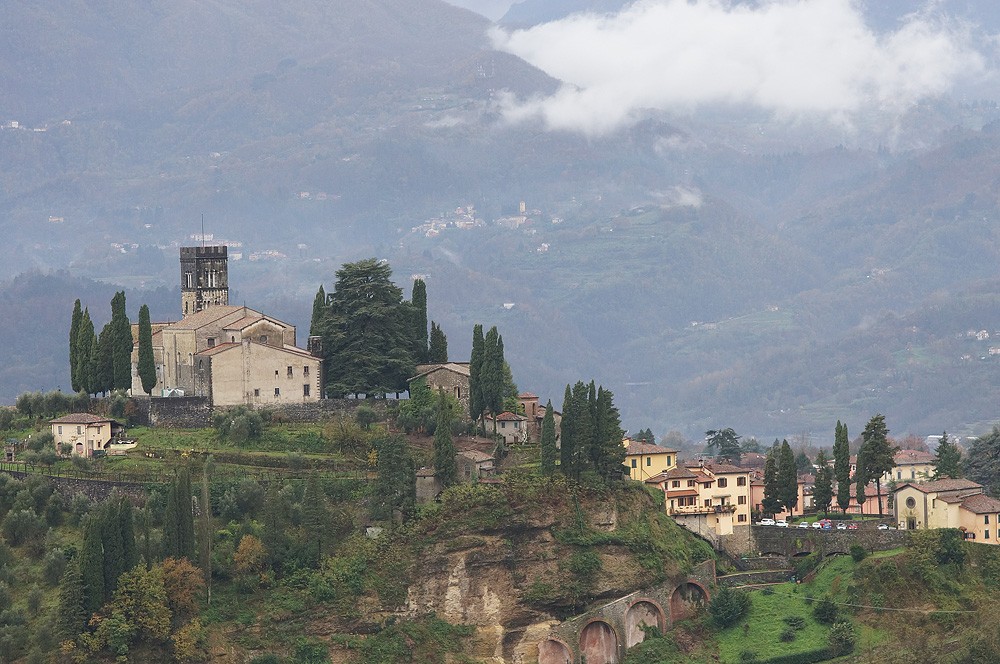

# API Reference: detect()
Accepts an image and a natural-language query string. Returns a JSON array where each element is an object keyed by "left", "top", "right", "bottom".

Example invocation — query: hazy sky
[
  {"left": 490, "top": 0, "right": 986, "bottom": 135},
  {"left": 445, "top": 0, "right": 512, "bottom": 20}
]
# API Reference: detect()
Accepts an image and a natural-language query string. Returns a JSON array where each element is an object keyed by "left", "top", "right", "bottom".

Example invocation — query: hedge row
[{"left": 748, "top": 647, "right": 833, "bottom": 664}]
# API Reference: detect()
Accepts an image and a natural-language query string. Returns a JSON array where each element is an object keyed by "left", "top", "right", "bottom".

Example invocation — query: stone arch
[
  {"left": 670, "top": 581, "right": 708, "bottom": 621},
  {"left": 538, "top": 637, "right": 573, "bottom": 664},
  {"left": 625, "top": 598, "right": 665, "bottom": 648},
  {"left": 791, "top": 551, "right": 812, "bottom": 557},
  {"left": 579, "top": 618, "right": 620, "bottom": 664}
]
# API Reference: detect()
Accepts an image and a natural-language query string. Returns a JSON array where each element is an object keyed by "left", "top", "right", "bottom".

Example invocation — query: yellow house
[
  {"left": 646, "top": 461, "right": 752, "bottom": 536},
  {"left": 50, "top": 413, "right": 124, "bottom": 457},
  {"left": 883, "top": 449, "right": 936, "bottom": 484},
  {"left": 623, "top": 440, "right": 678, "bottom": 481},
  {"left": 893, "top": 479, "right": 1000, "bottom": 544}
]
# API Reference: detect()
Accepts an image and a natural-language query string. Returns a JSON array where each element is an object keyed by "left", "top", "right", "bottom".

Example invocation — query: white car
[
  {"left": 798, "top": 521, "right": 810, "bottom": 529},
  {"left": 877, "top": 523, "right": 891, "bottom": 530},
  {"left": 775, "top": 520, "right": 789, "bottom": 528},
  {"left": 812, "top": 521, "right": 823, "bottom": 529},
  {"left": 836, "top": 522, "right": 847, "bottom": 530},
  {"left": 758, "top": 518, "right": 776, "bottom": 526}
]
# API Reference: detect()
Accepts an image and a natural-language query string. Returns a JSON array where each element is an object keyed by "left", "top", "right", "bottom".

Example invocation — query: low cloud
[
  {"left": 655, "top": 186, "right": 703, "bottom": 208},
  {"left": 490, "top": 0, "right": 985, "bottom": 135}
]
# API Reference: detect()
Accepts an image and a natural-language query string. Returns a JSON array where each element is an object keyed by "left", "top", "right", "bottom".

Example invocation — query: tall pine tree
[
  {"left": 110, "top": 291, "right": 132, "bottom": 390},
  {"left": 932, "top": 431, "right": 962, "bottom": 480},
  {"left": 833, "top": 421, "right": 851, "bottom": 513},
  {"left": 813, "top": 449, "right": 834, "bottom": 516},
  {"left": 777, "top": 439, "right": 798, "bottom": 514},
  {"left": 70, "top": 299, "right": 83, "bottom": 392},
  {"left": 411, "top": 279, "right": 428, "bottom": 363},
  {"left": 428, "top": 321, "right": 448, "bottom": 362},
  {"left": 58, "top": 562, "right": 87, "bottom": 640},
  {"left": 79, "top": 512, "right": 105, "bottom": 614},
  {"left": 433, "top": 389, "right": 458, "bottom": 487},
  {"left": 861, "top": 414, "right": 896, "bottom": 516},
  {"left": 559, "top": 385, "right": 576, "bottom": 478},
  {"left": 164, "top": 468, "right": 196, "bottom": 561},
  {"left": 593, "top": 386, "right": 625, "bottom": 482},
  {"left": 301, "top": 473, "right": 328, "bottom": 567},
  {"left": 309, "top": 285, "right": 326, "bottom": 337},
  {"left": 540, "top": 400, "right": 557, "bottom": 476},
  {"left": 762, "top": 449, "right": 781, "bottom": 517},
  {"left": 469, "top": 324, "right": 485, "bottom": 425},
  {"left": 482, "top": 326, "right": 503, "bottom": 432},
  {"left": 76, "top": 309, "right": 95, "bottom": 395},
  {"left": 137, "top": 304, "right": 157, "bottom": 395},
  {"left": 855, "top": 447, "right": 868, "bottom": 514}
]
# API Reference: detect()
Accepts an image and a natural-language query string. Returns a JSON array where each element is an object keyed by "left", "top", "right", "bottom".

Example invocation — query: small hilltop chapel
[{"left": 131, "top": 245, "right": 323, "bottom": 406}]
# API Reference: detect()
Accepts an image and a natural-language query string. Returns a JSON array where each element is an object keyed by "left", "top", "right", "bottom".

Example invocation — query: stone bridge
[
  {"left": 537, "top": 560, "right": 715, "bottom": 664},
  {"left": 751, "top": 526, "right": 908, "bottom": 558}
]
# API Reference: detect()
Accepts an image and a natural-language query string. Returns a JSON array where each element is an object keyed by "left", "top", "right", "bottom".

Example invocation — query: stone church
[{"left": 131, "top": 245, "right": 323, "bottom": 406}]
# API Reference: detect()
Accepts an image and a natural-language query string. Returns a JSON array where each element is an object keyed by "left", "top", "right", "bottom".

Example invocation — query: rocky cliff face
[{"left": 399, "top": 481, "right": 712, "bottom": 662}]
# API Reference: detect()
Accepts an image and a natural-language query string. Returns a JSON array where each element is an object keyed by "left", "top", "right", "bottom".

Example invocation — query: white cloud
[{"left": 490, "top": 0, "right": 985, "bottom": 135}]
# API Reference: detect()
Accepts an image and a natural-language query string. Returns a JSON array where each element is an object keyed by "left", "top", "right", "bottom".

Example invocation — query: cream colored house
[
  {"left": 484, "top": 411, "right": 528, "bottom": 445},
  {"left": 883, "top": 449, "right": 936, "bottom": 484},
  {"left": 50, "top": 413, "right": 124, "bottom": 457},
  {"left": 893, "top": 479, "right": 1000, "bottom": 543},
  {"left": 195, "top": 339, "right": 322, "bottom": 407},
  {"left": 623, "top": 440, "right": 678, "bottom": 482},
  {"left": 647, "top": 461, "right": 752, "bottom": 536}
]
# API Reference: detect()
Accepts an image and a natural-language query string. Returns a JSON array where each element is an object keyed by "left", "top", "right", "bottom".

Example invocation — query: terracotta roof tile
[
  {"left": 895, "top": 449, "right": 936, "bottom": 464},
  {"left": 901, "top": 479, "right": 982, "bottom": 494},
  {"left": 50, "top": 413, "right": 114, "bottom": 424},
  {"left": 962, "top": 493, "right": 1000, "bottom": 514},
  {"left": 625, "top": 442, "right": 678, "bottom": 456}
]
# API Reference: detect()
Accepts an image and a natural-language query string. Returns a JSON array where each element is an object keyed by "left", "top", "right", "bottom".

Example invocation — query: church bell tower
[{"left": 180, "top": 245, "right": 229, "bottom": 316}]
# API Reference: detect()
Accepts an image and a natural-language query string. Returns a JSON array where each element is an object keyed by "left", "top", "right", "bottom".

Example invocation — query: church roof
[{"left": 167, "top": 305, "right": 247, "bottom": 330}]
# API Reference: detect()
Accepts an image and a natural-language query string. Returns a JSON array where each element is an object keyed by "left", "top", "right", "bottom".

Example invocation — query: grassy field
[{"left": 717, "top": 585, "right": 830, "bottom": 662}]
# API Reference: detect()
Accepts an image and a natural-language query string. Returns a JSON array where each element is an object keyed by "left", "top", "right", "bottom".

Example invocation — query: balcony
[{"left": 669, "top": 504, "right": 737, "bottom": 516}]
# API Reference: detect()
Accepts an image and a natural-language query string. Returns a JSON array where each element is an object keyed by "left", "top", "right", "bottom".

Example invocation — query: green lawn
[{"left": 717, "top": 585, "right": 830, "bottom": 663}]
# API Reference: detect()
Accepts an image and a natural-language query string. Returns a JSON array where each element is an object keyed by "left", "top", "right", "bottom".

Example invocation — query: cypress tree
[
  {"left": 813, "top": 449, "right": 834, "bottom": 516},
  {"left": 93, "top": 324, "right": 114, "bottom": 396},
  {"left": 301, "top": 473, "right": 328, "bottom": 567},
  {"left": 777, "top": 439, "right": 798, "bottom": 514},
  {"left": 428, "top": 321, "right": 448, "bottom": 362},
  {"left": 309, "top": 285, "right": 326, "bottom": 337},
  {"left": 119, "top": 497, "right": 138, "bottom": 573},
  {"left": 433, "top": 389, "right": 458, "bottom": 487},
  {"left": 261, "top": 482, "right": 289, "bottom": 570},
  {"left": 594, "top": 386, "right": 625, "bottom": 482},
  {"left": 469, "top": 324, "right": 485, "bottom": 424},
  {"left": 79, "top": 513, "right": 105, "bottom": 614},
  {"left": 70, "top": 299, "right": 83, "bottom": 392},
  {"left": 855, "top": 448, "right": 868, "bottom": 514},
  {"left": 833, "top": 421, "right": 851, "bottom": 513},
  {"left": 87, "top": 334, "right": 102, "bottom": 397},
  {"left": 57, "top": 562, "right": 87, "bottom": 640},
  {"left": 762, "top": 448, "right": 781, "bottom": 516},
  {"left": 111, "top": 291, "right": 132, "bottom": 390},
  {"left": 76, "top": 309, "right": 95, "bottom": 395},
  {"left": 572, "top": 381, "right": 595, "bottom": 474},
  {"left": 482, "top": 326, "right": 502, "bottom": 432},
  {"left": 178, "top": 467, "right": 195, "bottom": 560},
  {"left": 540, "top": 400, "right": 557, "bottom": 476},
  {"left": 163, "top": 477, "right": 181, "bottom": 559},
  {"left": 411, "top": 279, "right": 428, "bottom": 363},
  {"left": 861, "top": 414, "right": 896, "bottom": 516},
  {"left": 559, "top": 384, "right": 575, "bottom": 478},
  {"left": 199, "top": 460, "right": 213, "bottom": 602},
  {"left": 138, "top": 304, "right": 157, "bottom": 395},
  {"left": 933, "top": 431, "right": 962, "bottom": 480},
  {"left": 101, "top": 502, "right": 125, "bottom": 599}
]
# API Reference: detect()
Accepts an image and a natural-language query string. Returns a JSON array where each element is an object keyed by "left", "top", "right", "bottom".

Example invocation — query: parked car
[
  {"left": 811, "top": 521, "right": 823, "bottom": 529},
  {"left": 847, "top": 523, "right": 859, "bottom": 530},
  {"left": 876, "top": 523, "right": 890, "bottom": 530},
  {"left": 775, "top": 520, "right": 789, "bottom": 528},
  {"left": 836, "top": 522, "right": 847, "bottom": 530},
  {"left": 758, "top": 518, "right": 776, "bottom": 526},
  {"left": 798, "top": 521, "right": 811, "bottom": 529}
]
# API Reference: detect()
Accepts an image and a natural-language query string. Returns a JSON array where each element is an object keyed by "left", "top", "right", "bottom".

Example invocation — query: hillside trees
[
  {"left": 429, "top": 321, "right": 448, "bottom": 362},
  {"left": 373, "top": 434, "right": 417, "bottom": 521},
  {"left": 110, "top": 291, "right": 131, "bottom": 390},
  {"left": 705, "top": 428, "right": 741, "bottom": 464},
  {"left": 69, "top": 292, "right": 140, "bottom": 396},
  {"left": 813, "top": 449, "right": 834, "bottom": 515},
  {"left": 469, "top": 324, "right": 485, "bottom": 424},
  {"left": 540, "top": 400, "right": 557, "bottom": 476},
  {"left": 834, "top": 421, "right": 851, "bottom": 513},
  {"left": 312, "top": 259, "right": 417, "bottom": 397},
  {"left": 163, "top": 468, "right": 195, "bottom": 562},
  {"left": 964, "top": 426, "right": 1000, "bottom": 497},
  {"left": 411, "top": 279, "right": 428, "bottom": 363},
  {"left": 433, "top": 388, "right": 458, "bottom": 487},
  {"left": 860, "top": 414, "right": 896, "bottom": 515},
  {"left": 137, "top": 304, "right": 157, "bottom": 395},
  {"left": 933, "top": 431, "right": 962, "bottom": 480},
  {"left": 761, "top": 450, "right": 781, "bottom": 516},
  {"left": 75, "top": 309, "right": 95, "bottom": 395},
  {"left": 558, "top": 380, "right": 625, "bottom": 482},
  {"left": 777, "top": 439, "right": 798, "bottom": 514},
  {"left": 70, "top": 300, "right": 83, "bottom": 392}
]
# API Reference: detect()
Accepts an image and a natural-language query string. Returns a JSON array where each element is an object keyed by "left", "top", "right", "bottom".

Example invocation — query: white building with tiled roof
[
  {"left": 894, "top": 479, "right": 1000, "bottom": 543},
  {"left": 50, "top": 413, "right": 125, "bottom": 457}
]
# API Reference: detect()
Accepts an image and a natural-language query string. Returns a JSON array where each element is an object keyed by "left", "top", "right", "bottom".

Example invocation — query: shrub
[
  {"left": 355, "top": 405, "right": 379, "bottom": 430},
  {"left": 214, "top": 406, "right": 265, "bottom": 445},
  {"left": 739, "top": 651, "right": 759, "bottom": 663},
  {"left": 794, "top": 553, "right": 819, "bottom": 579},
  {"left": 41, "top": 548, "right": 67, "bottom": 585},
  {"left": 1, "top": 509, "right": 46, "bottom": 547},
  {"left": 849, "top": 544, "right": 867, "bottom": 562},
  {"left": 248, "top": 656, "right": 282, "bottom": 664},
  {"left": 828, "top": 620, "right": 857, "bottom": 656},
  {"left": 779, "top": 626, "right": 796, "bottom": 642},
  {"left": 709, "top": 587, "right": 751, "bottom": 628},
  {"left": 812, "top": 596, "right": 838, "bottom": 624},
  {"left": 782, "top": 615, "right": 806, "bottom": 630}
]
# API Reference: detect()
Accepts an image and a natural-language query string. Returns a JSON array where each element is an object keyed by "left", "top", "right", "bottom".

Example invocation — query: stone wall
[
  {"left": 0, "top": 470, "right": 150, "bottom": 503},
  {"left": 751, "top": 526, "right": 908, "bottom": 557},
  {"left": 129, "top": 396, "right": 393, "bottom": 429}
]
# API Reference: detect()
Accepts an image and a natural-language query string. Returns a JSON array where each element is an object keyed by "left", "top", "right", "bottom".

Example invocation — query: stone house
[
  {"left": 457, "top": 449, "right": 495, "bottom": 481},
  {"left": 484, "top": 411, "right": 528, "bottom": 445},
  {"left": 894, "top": 479, "right": 1000, "bottom": 543},
  {"left": 517, "top": 392, "right": 562, "bottom": 444},
  {"left": 50, "top": 413, "right": 124, "bottom": 457},
  {"left": 408, "top": 363, "right": 470, "bottom": 414}
]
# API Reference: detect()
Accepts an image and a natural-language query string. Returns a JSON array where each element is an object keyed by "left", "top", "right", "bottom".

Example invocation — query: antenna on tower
[{"left": 201, "top": 214, "right": 205, "bottom": 248}]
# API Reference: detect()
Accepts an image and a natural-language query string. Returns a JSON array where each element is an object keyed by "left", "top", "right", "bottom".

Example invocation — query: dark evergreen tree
[
  {"left": 110, "top": 291, "right": 132, "bottom": 391},
  {"left": 93, "top": 324, "right": 114, "bottom": 396},
  {"left": 964, "top": 427, "right": 1000, "bottom": 496},
  {"left": 932, "top": 431, "right": 962, "bottom": 480},
  {"left": 372, "top": 435, "right": 416, "bottom": 521},
  {"left": 75, "top": 309, "right": 95, "bottom": 395},
  {"left": 428, "top": 321, "right": 448, "bottom": 362},
  {"left": 705, "top": 428, "right": 742, "bottom": 464},
  {"left": 777, "top": 439, "right": 798, "bottom": 514},
  {"left": 571, "top": 381, "right": 595, "bottom": 473},
  {"left": 87, "top": 334, "right": 103, "bottom": 397},
  {"left": 69, "top": 299, "right": 83, "bottom": 392},
  {"left": 559, "top": 384, "right": 576, "bottom": 478},
  {"left": 762, "top": 450, "right": 781, "bottom": 516},
  {"left": 593, "top": 386, "right": 625, "bottom": 482},
  {"left": 540, "top": 400, "right": 557, "bottom": 476},
  {"left": 137, "top": 304, "right": 157, "bottom": 395},
  {"left": 861, "top": 414, "right": 896, "bottom": 516},
  {"left": 318, "top": 259, "right": 417, "bottom": 396},
  {"left": 309, "top": 285, "right": 326, "bottom": 337},
  {"left": 410, "top": 279, "right": 428, "bottom": 363},
  {"left": 301, "top": 473, "right": 328, "bottom": 567},
  {"left": 813, "top": 449, "right": 834, "bottom": 516},
  {"left": 833, "top": 421, "right": 851, "bottom": 513},
  {"left": 79, "top": 513, "right": 105, "bottom": 614},
  {"left": 164, "top": 468, "right": 195, "bottom": 561},
  {"left": 261, "top": 482, "right": 290, "bottom": 571},
  {"left": 855, "top": 447, "right": 868, "bottom": 513},
  {"left": 433, "top": 389, "right": 458, "bottom": 487},
  {"left": 57, "top": 562, "right": 87, "bottom": 640},
  {"left": 101, "top": 502, "right": 124, "bottom": 599},
  {"left": 482, "top": 326, "right": 503, "bottom": 431},
  {"left": 795, "top": 450, "right": 812, "bottom": 474},
  {"left": 469, "top": 324, "right": 485, "bottom": 425},
  {"left": 634, "top": 428, "right": 655, "bottom": 445}
]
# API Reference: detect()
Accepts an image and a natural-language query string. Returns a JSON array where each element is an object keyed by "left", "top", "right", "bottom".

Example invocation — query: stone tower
[{"left": 180, "top": 245, "right": 229, "bottom": 316}]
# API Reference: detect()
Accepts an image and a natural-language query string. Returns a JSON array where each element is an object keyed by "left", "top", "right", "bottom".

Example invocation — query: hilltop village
[{"left": 1, "top": 245, "right": 1000, "bottom": 664}]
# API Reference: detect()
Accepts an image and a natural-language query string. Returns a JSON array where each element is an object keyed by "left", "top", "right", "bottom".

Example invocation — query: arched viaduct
[
  {"left": 537, "top": 560, "right": 715, "bottom": 664},
  {"left": 751, "top": 526, "right": 907, "bottom": 558}
]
